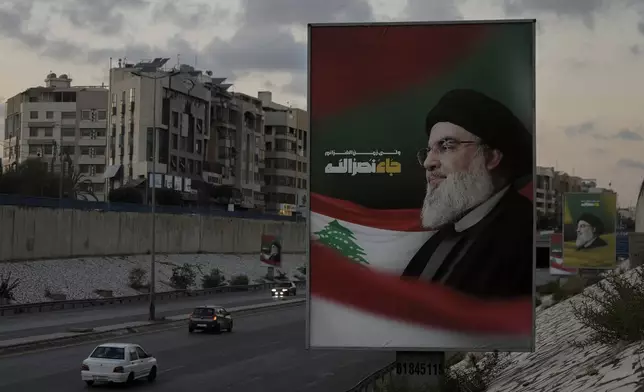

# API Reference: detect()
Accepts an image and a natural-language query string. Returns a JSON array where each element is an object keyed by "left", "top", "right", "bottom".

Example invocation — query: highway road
[
  {"left": 0, "top": 304, "right": 394, "bottom": 392},
  {"left": 0, "top": 290, "right": 305, "bottom": 341}
]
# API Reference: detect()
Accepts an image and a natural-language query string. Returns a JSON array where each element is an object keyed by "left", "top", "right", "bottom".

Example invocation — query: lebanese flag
[
  {"left": 309, "top": 191, "right": 533, "bottom": 350},
  {"left": 549, "top": 233, "right": 577, "bottom": 276}
]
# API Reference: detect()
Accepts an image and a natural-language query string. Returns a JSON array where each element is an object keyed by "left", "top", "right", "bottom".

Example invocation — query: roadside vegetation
[
  {"left": 571, "top": 267, "right": 644, "bottom": 345},
  {"left": 0, "top": 272, "right": 19, "bottom": 305}
]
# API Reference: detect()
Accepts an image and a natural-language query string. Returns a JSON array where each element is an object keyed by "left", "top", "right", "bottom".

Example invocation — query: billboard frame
[
  {"left": 306, "top": 18, "right": 537, "bottom": 353},
  {"left": 561, "top": 191, "right": 618, "bottom": 270}
]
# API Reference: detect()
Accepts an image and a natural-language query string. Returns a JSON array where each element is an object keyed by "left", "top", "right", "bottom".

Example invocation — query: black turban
[
  {"left": 577, "top": 212, "right": 604, "bottom": 235},
  {"left": 424, "top": 89, "right": 533, "bottom": 179}
]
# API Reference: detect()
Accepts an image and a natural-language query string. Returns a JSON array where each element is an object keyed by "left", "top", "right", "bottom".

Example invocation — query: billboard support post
[{"left": 395, "top": 351, "right": 446, "bottom": 388}]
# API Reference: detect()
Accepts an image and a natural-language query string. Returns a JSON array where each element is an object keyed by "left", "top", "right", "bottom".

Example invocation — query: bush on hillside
[
  {"left": 552, "top": 275, "right": 587, "bottom": 302},
  {"left": 0, "top": 272, "right": 19, "bottom": 305},
  {"left": 229, "top": 274, "right": 249, "bottom": 286},
  {"left": 201, "top": 268, "right": 226, "bottom": 289},
  {"left": 170, "top": 264, "right": 196, "bottom": 290},
  {"left": 572, "top": 268, "right": 644, "bottom": 345},
  {"left": 128, "top": 267, "right": 148, "bottom": 290}
]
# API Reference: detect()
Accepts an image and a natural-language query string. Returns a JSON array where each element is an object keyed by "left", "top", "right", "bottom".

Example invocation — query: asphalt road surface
[
  {"left": 0, "top": 291, "right": 305, "bottom": 341},
  {"left": 0, "top": 304, "right": 394, "bottom": 392}
]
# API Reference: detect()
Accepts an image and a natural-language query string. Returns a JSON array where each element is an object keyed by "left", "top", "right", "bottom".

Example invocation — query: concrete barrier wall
[{"left": 0, "top": 206, "right": 307, "bottom": 262}]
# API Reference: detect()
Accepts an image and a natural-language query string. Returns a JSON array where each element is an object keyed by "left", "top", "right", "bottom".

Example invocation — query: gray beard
[
  {"left": 576, "top": 232, "right": 595, "bottom": 248},
  {"left": 421, "top": 160, "right": 496, "bottom": 230}
]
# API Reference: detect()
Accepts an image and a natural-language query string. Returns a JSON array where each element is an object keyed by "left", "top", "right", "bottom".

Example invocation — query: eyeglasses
[{"left": 416, "top": 138, "right": 481, "bottom": 165}]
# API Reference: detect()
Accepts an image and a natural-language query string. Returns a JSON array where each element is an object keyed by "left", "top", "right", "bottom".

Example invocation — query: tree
[
  {"left": 314, "top": 220, "right": 369, "bottom": 264},
  {"left": 62, "top": 170, "right": 98, "bottom": 201},
  {"left": 155, "top": 188, "right": 183, "bottom": 206},
  {"left": 0, "top": 158, "right": 59, "bottom": 197}
]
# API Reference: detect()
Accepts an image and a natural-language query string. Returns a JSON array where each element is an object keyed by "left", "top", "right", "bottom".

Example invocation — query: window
[
  {"left": 97, "top": 110, "right": 107, "bottom": 120},
  {"left": 129, "top": 349, "right": 139, "bottom": 361},
  {"left": 171, "top": 134, "right": 178, "bottom": 149},
  {"left": 62, "top": 146, "right": 75, "bottom": 155},
  {"left": 29, "top": 128, "right": 38, "bottom": 137},
  {"left": 196, "top": 140, "right": 202, "bottom": 154},
  {"left": 62, "top": 127, "right": 75, "bottom": 137},
  {"left": 172, "top": 111, "right": 179, "bottom": 128},
  {"left": 44, "top": 128, "right": 53, "bottom": 137},
  {"left": 135, "top": 347, "right": 148, "bottom": 359},
  {"left": 192, "top": 307, "right": 214, "bottom": 317},
  {"left": 61, "top": 111, "right": 76, "bottom": 119},
  {"left": 44, "top": 145, "right": 53, "bottom": 155},
  {"left": 46, "top": 111, "right": 54, "bottom": 119},
  {"left": 30, "top": 111, "right": 38, "bottom": 119},
  {"left": 90, "top": 347, "right": 125, "bottom": 360},
  {"left": 81, "top": 110, "right": 91, "bottom": 120}
]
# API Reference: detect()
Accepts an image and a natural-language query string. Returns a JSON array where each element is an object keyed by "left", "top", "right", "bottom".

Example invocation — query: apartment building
[
  {"left": 258, "top": 91, "right": 308, "bottom": 213},
  {"left": 3, "top": 73, "right": 108, "bottom": 200},
  {"left": 536, "top": 166, "right": 556, "bottom": 215},
  {"left": 105, "top": 60, "right": 211, "bottom": 198},
  {"left": 207, "top": 87, "right": 266, "bottom": 209}
]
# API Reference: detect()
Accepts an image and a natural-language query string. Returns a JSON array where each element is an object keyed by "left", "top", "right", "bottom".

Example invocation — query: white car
[{"left": 81, "top": 343, "right": 158, "bottom": 386}]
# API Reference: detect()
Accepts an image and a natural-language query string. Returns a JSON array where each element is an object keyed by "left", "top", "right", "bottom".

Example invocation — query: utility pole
[{"left": 149, "top": 76, "right": 158, "bottom": 321}]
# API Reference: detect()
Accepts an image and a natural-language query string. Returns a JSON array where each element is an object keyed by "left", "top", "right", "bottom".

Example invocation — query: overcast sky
[{"left": 1, "top": 0, "right": 644, "bottom": 206}]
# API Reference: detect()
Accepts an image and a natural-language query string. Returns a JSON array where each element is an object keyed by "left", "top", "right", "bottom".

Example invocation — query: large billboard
[
  {"left": 562, "top": 192, "right": 617, "bottom": 269},
  {"left": 308, "top": 20, "right": 536, "bottom": 351}
]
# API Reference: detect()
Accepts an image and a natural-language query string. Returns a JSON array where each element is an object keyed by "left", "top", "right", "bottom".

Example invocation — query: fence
[
  {"left": 0, "top": 193, "right": 302, "bottom": 222},
  {"left": 346, "top": 362, "right": 397, "bottom": 392},
  {"left": 0, "top": 280, "right": 307, "bottom": 316}
]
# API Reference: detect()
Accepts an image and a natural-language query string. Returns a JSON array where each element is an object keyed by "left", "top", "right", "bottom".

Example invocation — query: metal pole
[
  {"left": 149, "top": 75, "right": 158, "bottom": 321},
  {"left": 58, "top": 126, "right": 63, "bottom": 201}
]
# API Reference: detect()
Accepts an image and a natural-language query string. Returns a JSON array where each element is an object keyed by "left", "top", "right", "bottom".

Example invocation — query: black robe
[
  {"left": 401, "top": 190, "right": 533, "bottom": 299},
  {"left": 578, "top": 236, "right": 607, "bottom": 250}
]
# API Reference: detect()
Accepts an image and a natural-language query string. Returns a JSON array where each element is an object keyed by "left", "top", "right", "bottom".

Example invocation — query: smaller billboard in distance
[
  {"left": 562, "top": 192, "right": 617, "bottom": 269},
  {"left": 260, "top": 234, "right": 282, "bottom": 267}
]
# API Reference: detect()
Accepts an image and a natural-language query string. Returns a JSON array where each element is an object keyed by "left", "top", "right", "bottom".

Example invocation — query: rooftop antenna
[
  {"left": 177, "top": 54, "right": 180, "bottom": 67},
  {"left": 195, "top": 54, "right": 198, "bottom": 68}
]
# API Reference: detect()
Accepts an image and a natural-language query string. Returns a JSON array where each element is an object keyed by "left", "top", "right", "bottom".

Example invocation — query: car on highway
[
  {"left": 81, "top": 343, "right": 157, "bottom": 387},
  {"left": 188, "top": 305, "right": 234, "bottom": 334},
  {"left": 272, "top": 281, "right": 297, "bottom": 297}
]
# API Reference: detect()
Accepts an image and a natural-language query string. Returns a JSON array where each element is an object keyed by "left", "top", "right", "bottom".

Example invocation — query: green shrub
[
  {"left": 536, "top": 280, "right": 560, "bottom": 295},
  {"left": 572, "top": 268, "right": 644, "bottom": 344},
  {"left": 230, "top": 274, "right": 250, "bottom": 286},
  {"left": 552, "top": 276, "right": 587, "bottom": 301},
  {"left": 128, "top": 267, "right": 148, "bottom": 290},
  {"left": 201, "top": 268, "right": 226, "bottom": 289},
  {"left": 0, "top": 272, "right": 19, "bottom": 304},
  {"left": 170, "top": 264, "right": 196, "bottom": 290}
]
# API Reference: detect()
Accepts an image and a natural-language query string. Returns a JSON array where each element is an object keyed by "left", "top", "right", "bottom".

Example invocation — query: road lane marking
[{"left": 159, "top": 365, "right": 185, "bottom": 374}]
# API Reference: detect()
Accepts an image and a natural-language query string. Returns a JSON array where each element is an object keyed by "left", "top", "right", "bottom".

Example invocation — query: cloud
[
  {"left": 631, "top": 44, "right": 641, "bottom": 55},
  {"left": 618, "top": 158, "right": 644, "bottom": 170},
  {"left": 590, "top": 147, "right": 607, "bottom": 154},
  {"left": 503, "top": 0, "right": 606, "bottom": 29},
  {"left": 564, "top": 121, "right": 596, "bottom": 137},
  {"left": 151, "top": 1, "right": 229, "bottom": 29},
  {"left": 403, "top": 0, "right": 463, "bottom": 20},
  {"left": 564, "top": 122, "right": 644, "bottom": 141},
  {"left": 56, "top": 0, "right": 150, "bottom": 36},
  {"left": 614, "top": 129, "right": 644, "bottom": 141}
]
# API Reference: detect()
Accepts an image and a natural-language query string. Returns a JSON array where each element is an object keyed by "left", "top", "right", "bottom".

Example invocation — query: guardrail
[
  {"left": 347, "top": 361, "right": 396, "bottom": 392},
  {"left": 0, "top": 281, "right": 306, "bottom": 316}
]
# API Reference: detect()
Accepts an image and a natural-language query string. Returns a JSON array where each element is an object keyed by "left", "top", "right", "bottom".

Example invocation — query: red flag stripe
[
  {"left": 310, "top": 241, "right": 532, "bottom": 335},
  {"left": 311, "top": 192, "right": 424, "bottom": 231},
  {"left": 311, "top": 182, "right": 534, "bottom": 232}
]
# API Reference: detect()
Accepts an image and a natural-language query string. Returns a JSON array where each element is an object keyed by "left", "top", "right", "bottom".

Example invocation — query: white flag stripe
[
  {"left": 311, "top": 212, "right": 433, "bottom": 274},
  {"left": 310, "top": 297, "right": 530, "bottom": 349}
]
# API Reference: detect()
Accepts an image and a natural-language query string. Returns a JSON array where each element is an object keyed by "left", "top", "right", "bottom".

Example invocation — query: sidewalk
[{"left": 0, "top": 298, "right": 305, "bottom": 351}]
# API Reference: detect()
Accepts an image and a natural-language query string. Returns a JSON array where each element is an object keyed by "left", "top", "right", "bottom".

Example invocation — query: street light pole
[
  {"left": 149, "top": 75, "right": 158, "bottom": 321},
  {"left": 133, "top": 67, "right": 180, "bottom": 321}
]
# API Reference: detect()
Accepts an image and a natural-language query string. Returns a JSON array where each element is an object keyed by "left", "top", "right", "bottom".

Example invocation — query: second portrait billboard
[
  {"left": 308, "top": 20, "right": 536, "bottom": 351},
  {"left": 562, "top": 192, "right": 617, "bottom": 269}
]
